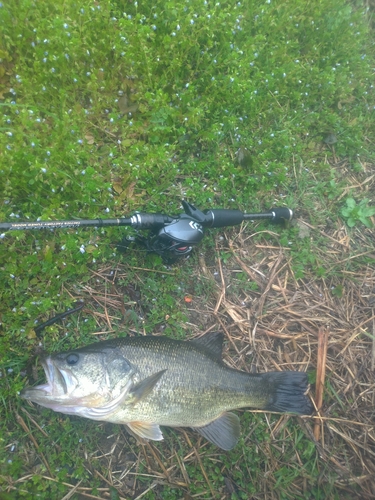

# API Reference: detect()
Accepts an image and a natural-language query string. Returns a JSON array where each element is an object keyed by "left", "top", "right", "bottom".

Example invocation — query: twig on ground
[{"left": 314, "top": 327, "right": 329, "bottom": 442}]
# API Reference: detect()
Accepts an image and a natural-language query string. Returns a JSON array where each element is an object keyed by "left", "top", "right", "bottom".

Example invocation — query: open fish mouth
[
  {"left": 20, "top": 357, "right": 77, "bottom": 402},
  {"left": 44, "top": 357, "right": 78, "bottom": 397}
]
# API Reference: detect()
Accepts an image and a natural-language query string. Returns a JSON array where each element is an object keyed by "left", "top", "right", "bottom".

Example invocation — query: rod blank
[{"left": 0, "top": 218, "right": 133, "bottom": 232}]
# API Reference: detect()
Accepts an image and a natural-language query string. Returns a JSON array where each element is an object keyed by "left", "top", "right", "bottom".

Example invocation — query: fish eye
[{"left": 66, "top": 353, "right": 79, "bottom": 365}]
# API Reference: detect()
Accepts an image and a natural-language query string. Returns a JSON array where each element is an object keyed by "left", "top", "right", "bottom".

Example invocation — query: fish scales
[{"left": 104, "top": 336, "right": 268, "bottom": 427}]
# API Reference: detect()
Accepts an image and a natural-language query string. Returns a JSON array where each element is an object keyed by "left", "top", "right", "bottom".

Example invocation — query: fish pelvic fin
[
  {"left": 126, "top": 421, "right": 164, "bottom": 441},
  {"left": 194, "top": 412, "right": 240, "bottom": 450},
  {"left": 261, "top": 371, "right": 314, "bottom": 415}
]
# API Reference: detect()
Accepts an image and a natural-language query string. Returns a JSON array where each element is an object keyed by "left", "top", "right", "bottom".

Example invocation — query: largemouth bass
[{"left": 21, "top": 332, "right": 313, "bottom": 450}]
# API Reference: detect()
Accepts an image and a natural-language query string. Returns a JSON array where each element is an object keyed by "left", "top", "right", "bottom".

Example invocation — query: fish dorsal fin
[
  {"left": 128, "top": 369, "right": 167, "bottom": 405},
  {"left": 194, "top": 412, "right": 240, "bottom": 450},
  {"left": 189, "top": 331, "right": 224, "bottom": 360},
  {"left": 126, "top": 421, "right": 164, "bottom": 441}
]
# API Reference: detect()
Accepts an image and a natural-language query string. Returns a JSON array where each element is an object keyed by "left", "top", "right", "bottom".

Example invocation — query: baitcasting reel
[{"left": 0, "top": 201, "right": 293, "bottom": 263}]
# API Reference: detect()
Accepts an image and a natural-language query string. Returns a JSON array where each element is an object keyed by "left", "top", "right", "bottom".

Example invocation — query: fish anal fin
[
  {"left": 194, "top": 412, "right": 240, "bottom": 451},
  {"left": 189, "top": 331, "right": 224, "bottom": 360},
  {"left": 126, "top": 421, "right": 164, "bottom": 441},
  {"left": 129, "top": 369, "right": 167, "bottom": 405}
]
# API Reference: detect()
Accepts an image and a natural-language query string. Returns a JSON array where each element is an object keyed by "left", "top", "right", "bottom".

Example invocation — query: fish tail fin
[{"left": 261, "top": 371, "right": 313, "bottom": 415}]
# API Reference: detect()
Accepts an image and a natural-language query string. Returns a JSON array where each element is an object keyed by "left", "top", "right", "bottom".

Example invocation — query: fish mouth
[{"left": 20, "top": 356, "right": 77, "bottom": 402}]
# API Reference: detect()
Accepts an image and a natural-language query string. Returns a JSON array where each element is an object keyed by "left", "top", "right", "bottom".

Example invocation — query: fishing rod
[{"left": 0, "top": 201, "right": 293, "bottom": 262}]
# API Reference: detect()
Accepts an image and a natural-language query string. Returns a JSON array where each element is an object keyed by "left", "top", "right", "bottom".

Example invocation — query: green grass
[{"left": 1, "top": 0, "right": 375, "bottom": 498}]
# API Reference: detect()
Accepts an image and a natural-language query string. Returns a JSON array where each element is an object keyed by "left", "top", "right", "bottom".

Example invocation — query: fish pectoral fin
[
  {"left": 126, "top": 421, "right": 164, "bottom": 441},
  {"left": 194, "top": 412, "right": 240, "bottom": 451},
  {"left": 128, "top": 369, "right": 167, "bottom": 405}
]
